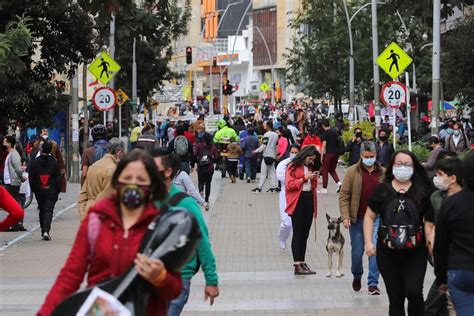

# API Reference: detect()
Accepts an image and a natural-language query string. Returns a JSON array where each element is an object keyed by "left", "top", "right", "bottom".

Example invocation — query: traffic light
[
  {"left": 186, "top": 46, "right": 192, "bottom": 64},
  {"left": 212, "top": 56, "right": 217, "bottom": 67}
]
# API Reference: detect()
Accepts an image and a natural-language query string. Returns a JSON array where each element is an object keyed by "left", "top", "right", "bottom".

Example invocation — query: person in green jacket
[
  {"left": 213, "top": 119, "right": 239, "bottom": 145},
  {"left": 152, "top": 149, "right": 219, "bottom": 316}
]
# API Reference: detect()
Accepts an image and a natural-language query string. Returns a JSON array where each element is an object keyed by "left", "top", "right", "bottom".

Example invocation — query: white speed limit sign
[
  {"left": 92, "top": 87, "right": 117, "bottom": 111},
  {"left": 381, "top": 81, "right": 407, "bottom": 108}
]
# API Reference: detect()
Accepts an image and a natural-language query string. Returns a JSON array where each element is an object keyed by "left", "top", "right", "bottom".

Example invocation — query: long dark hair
[
  {"left": 385, "top": 150, "right": 434, "bottom": 203},
  {"left": 289, "top": 145, "right": 321, "bottom": 171},
  {"left": 112, "top": 149, "right": 167, "bottom": 201},
  {"left": 204, "top": 132, "right": 213, "bottom": 147}
]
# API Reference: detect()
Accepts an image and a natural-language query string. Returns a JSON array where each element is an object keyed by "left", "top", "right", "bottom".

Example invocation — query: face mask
[
  {"left": 453, "top": 130, "right": 460, "bottom": 136},
  {"left": 379, "top": 135, "right": 387, "bottom": 141},
  {"left": 117, "top": 183, "right": 151, "bottom": 209},
  {"left": 355, "top": 132, "right": 362, "bottom": 138},
  {"left": 393, "top": 166, "right": 414, "bottom": 183},
  {"left": 41, "top": 135, "right": 48, "bottom": 140},
  {"left": 433, "top": 175, "right": 449, "bottom": 191},
  {"left": 362, "top": 157, "right": 376, "bottom": 167},
  {"left": 289, "top": 153, "right": 297, "bottom": 160}
]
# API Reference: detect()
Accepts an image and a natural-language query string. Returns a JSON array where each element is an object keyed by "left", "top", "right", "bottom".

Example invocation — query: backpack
[
  {"left": 379, "top": 186, "right": 423, "bottom": 250},
  {"left": 87, "top": 192, "right": 189, "bottom": 261},
  {"left": 93, "top": 140, "right": 107, "bottom": 163},
  {"left": 198, "top": 147, "right": 212, "bottom": 166},
  {"left": 174, "top": 135, "right": 189, "bottom": 156},
  {"left": 336, "top": 135, "right": 346, "bottom": 156}
]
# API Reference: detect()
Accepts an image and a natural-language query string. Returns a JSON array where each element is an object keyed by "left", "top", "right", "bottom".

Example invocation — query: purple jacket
[{"left": 193, "top": 142, "right": 219, "bottom": 173}]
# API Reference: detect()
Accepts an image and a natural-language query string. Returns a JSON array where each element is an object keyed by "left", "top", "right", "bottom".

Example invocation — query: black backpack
[
  {"left": 198, "top": 147, "right": 212, "bottom": 166},
  {"left": 379, "top": 186, "right": 423, "bottom": 250}
]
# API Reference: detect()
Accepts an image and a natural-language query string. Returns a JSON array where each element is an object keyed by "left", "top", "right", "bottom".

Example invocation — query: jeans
[
  {"left": 377, "top": 244, "right": 428, "bottom": 316},
  {"left": 167, "top": 278, "right": 191, "bottom": 316},
  {"left": 349, "top": 217, "right": 380, "bottom": 286},
  {"left": 448, "top": 269, "right": 474, "bottom": 315},
  {"left": 244, "top": 157, "right": 257, "bottom": 180}
]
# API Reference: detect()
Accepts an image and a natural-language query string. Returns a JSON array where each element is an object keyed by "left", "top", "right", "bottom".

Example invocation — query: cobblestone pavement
[{"left": 0, "top": 167, "right": 435, "bottom": 316}]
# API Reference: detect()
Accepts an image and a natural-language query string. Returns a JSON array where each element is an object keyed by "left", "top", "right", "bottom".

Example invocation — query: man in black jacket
[
  {"left": 28, "top": 142, "right": 61, "bottom": 241},
  {"left": 346, "top": 127, "right": 365, "bottom": 166}
]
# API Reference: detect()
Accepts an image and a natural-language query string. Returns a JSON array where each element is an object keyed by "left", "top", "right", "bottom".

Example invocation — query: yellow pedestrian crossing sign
[
  {"left": 260, "top": 82, "right": 270, "bottom": 92},
  {"left": 376, "top": 42, "right": 413, "bottom": 79},
  {"left": 88, "top": 52, "right": 121, "bottom": 85}
]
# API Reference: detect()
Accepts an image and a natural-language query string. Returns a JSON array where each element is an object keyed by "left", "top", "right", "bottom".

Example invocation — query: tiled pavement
[{"left": 0, "top": 167, "right": 435, "bottom": 316}]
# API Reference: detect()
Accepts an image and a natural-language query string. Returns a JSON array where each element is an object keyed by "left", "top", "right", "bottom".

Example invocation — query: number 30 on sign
[
  {"left": 92, "top": 87, "right": 117, "bottom": 111},
  {"left": 381, "top": 81, "right": 407, "bottom": 108}
]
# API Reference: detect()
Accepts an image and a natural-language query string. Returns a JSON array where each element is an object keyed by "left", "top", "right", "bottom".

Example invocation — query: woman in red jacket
[
  {"left": 38, "top": 149, "right": 182, "bottom": 316},
  {"left": 0, "top": 185, "right": 24, "bottom": 231},
  {"left": 285, "top": 145, "right": 321, "bottom": 275}
]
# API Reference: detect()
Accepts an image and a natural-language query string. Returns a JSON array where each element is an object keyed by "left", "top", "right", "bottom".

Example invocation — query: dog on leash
[{"left": 325, "top": 214, "right": 345, "bottom": 278}]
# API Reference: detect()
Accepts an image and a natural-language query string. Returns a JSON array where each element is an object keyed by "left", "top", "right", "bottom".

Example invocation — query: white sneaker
[
  {"left": 279, "top": 241, "right": 287, "bottom": 252},
  {"left": 318, "top": 188, "right": 328, "bottom": 194},
  {"left": 336, "top": 181, "right": 342, "bottom": 193},
  {"left": 42, "top": 232, "right": 51, "bottom": 241}
]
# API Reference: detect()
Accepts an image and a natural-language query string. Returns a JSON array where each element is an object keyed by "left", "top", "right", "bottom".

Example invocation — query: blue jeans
[
  {"left": 448, "top": 269, "right": 474, "bottom": 315},
  {"left": 349, "top": 216, "right": 380, "bottom": 286},
  {"left": 244, "top": 157, "right": 257, "bottom": 180},
  {"left": 167, "top": 278, "right": 191, "bottom": 316}
]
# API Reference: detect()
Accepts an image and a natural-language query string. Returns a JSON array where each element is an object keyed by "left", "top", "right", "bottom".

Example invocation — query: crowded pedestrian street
[{"left": 0, "top": 170, "right": 438, "bottom": 315}]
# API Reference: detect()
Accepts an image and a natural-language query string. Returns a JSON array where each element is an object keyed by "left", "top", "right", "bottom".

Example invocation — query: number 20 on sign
[
  {"left": 92, "top": 87, "right": 117, "bottom": 111},
  {"left": 381, "top": 81, "right": 407, "bottom": 108}
]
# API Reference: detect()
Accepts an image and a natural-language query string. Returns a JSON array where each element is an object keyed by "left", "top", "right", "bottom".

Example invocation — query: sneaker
[
  {"left": 274, "top": 187, "right": 281, "bottom": 192},
  {"left": 230, "top": 175, "right": 236, "bottom": 183},
  {"left": 336, "top": 181, "right": 342, "bottom": 193},
  {"left": 368, "top": 286, "right": 381, "bottom": 295},
  {"left": 266, "top": 188, "right": 275, "bottom": 193},
  {"left": 317, "top": 188, "right": 328, "bottom": 194},
  {"left": 42, "top": 232, "right": 51, "bottom": 241},
  {"left": 203, "top": 203, "right": 210, "bottom": 211},
  {"left": 247, "top": 178, "right": 251, "bottom": 183},
  {"left": 251, "top": 187, "right": 262, "bottom": 193},
  {"left": 279, "top": 241, "right": 287, "bottom": 252},
  {"left": 352, "top": 278, "right": 362, "bottom": 292}
]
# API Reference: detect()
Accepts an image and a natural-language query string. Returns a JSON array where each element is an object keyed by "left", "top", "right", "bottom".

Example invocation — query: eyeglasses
[{"left": 394, "top": 162, "right": 413, "bottom": 167}]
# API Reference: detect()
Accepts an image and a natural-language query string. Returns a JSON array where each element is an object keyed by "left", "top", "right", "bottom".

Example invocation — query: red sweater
[
  {"left": 0, "top": 186, "right": 24, "bottom": 231},
  {"left": 302, "top": 135, "right": 322, "bottom": 153},
  {"left": 285, "top": 164, "right": 318, "bottom": 217},
  {"left": 37, "top": 196, "right": 182, "bottom": 316}
]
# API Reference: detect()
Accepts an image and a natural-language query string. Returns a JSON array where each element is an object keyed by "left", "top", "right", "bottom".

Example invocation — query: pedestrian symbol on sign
[
  {"left": 99, "top": 58, "right": 110, "bottom": 79},
  {"left": 387, "top": 50, "right": 400, "bottom": 73}
]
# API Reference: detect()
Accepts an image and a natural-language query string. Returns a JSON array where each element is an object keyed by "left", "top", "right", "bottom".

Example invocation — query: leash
[{"left": 315, "top": 190, "right": 331, "bottom": 242}]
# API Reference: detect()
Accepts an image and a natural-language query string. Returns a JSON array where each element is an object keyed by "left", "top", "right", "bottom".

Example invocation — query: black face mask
[
  {"left": 355, "top": 132, "right": 362, "bottom": 138},
  {"left": 117, "top": 183, "right": 151, "bottom": 209},
  {"left": 379, "top": 135, "right": 387, "bottom": 141}
]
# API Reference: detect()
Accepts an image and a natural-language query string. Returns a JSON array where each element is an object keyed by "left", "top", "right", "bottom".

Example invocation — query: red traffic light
[{"left": 186, "top": 46, "right": 192, "bottom": 64}]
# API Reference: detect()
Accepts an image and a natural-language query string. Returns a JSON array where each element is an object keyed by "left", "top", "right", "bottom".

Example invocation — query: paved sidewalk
[
  {"left": 0, "top": 168, "right": 435, "bottom": 316},
  {"left": 182, "top": 167, "right": 435, "bottom": 316}
]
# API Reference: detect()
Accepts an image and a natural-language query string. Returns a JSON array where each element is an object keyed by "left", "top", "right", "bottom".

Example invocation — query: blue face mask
[
  {"left": 362, "top": 157, "right": 376, "bottom": 167},
  {"left": 453, "top": 130, "right": 460, "bottom": 136}
]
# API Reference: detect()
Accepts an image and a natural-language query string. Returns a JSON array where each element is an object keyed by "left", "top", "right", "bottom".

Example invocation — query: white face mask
[
  {"left": 41, "top": 135, "right": 48, "bottom": 140},
  {"left": 433, "top": 175, "right": 450, "bottom": 191},
  {"left": 393, "top": 166, "right": 414, "bottom": 183},
  {"left": 289, "top": 153, "right": 297, "bottom": 160}
]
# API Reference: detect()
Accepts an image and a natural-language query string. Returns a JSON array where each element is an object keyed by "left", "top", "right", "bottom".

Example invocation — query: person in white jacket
[{"left": 275, "top": 144, "right": 301, "bottom": 251}]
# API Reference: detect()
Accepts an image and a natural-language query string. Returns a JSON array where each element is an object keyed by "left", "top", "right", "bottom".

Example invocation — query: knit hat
[{"left": 464, "top": 152, "right": 474, "bottom": 189}]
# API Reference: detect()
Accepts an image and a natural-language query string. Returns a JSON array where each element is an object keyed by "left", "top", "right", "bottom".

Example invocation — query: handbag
[{"left": 263, "top": 156, "right": 275, "bottom": 166}]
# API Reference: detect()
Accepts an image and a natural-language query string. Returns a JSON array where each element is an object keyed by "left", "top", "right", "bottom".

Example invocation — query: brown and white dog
[{"left": 325, "top": 214, "right": 345, "bottom": 278}]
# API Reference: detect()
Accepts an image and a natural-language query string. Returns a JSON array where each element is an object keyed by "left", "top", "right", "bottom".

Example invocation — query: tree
[
  {"left": 90, "top": 0, "right": 191, "bottom": 104},
  {"left": 441, "top": 16, "right": 474, "bottom": 103},
  {"left": 0, "top": 0, "right": 97, "bottom": 127}
]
